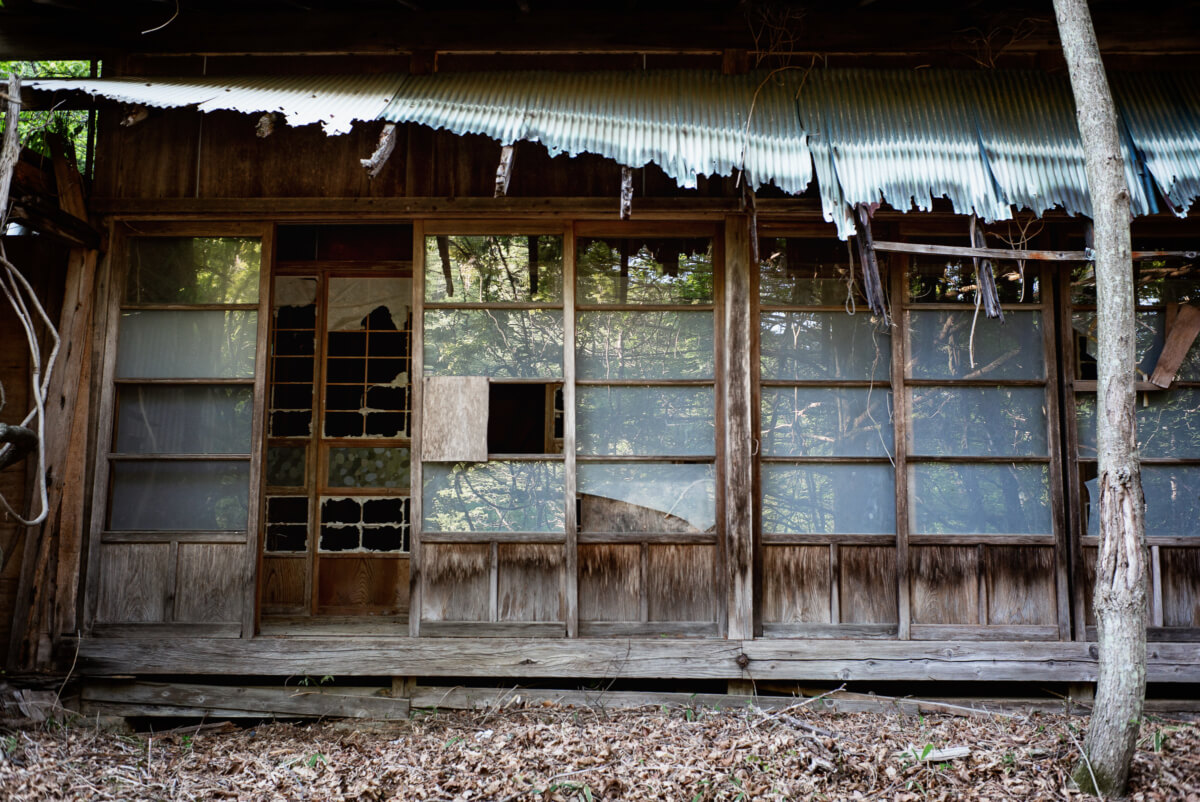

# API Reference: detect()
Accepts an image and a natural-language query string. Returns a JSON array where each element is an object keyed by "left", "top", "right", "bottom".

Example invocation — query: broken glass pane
[
  {"left": 424, "top": 309, "right": 563, "bottom": 377},
  {"left": 423, "top": 461, "right": 564, "bottom": 532},
  {"left": 318, "top": 496, "right": 410, "bottom": 552},
  {"left": 265, "top": 496, "right": 308, "bottom": 552},
  {"left": 326, "top": 276, "right": 411, "bottom": 332},
  {"left": 1071, "top": 257, "right": 1200, "bottom": 306},
  {"left": 760, "top": 387, "right": 893, "bottom": 458},
  {"left": 907, "top": 310, "right": 1044, "bottom": 380},
  {"left": 910, "top": 463, "right": 1051, "bottom": 534},
  {"left": 425, "top": 235, "right": 563, "bottom": 303},
  {"left": 577, "top": 387, "right": 715, "bottom": 456},
  {"left": 126, "top": 237, "right": 261, "bottom": 305},
  {"left": 115, "top": 385, "right": 253, "bottom": 454},
  {"left": 910, "top": 386, "right": 1047, "bottom": 457},
  {"left": 109, "top": 460, "right": 249, "bottom": 530},
  {"left": 759, "top": 238, "right": 863, "bottom": 306},
  {"left": 908, "top": 256, "right": 1039, "bottom": 304},
  {"left": 761, "top": 464, "right": 894, "bottom": 534},
  {"left": 1077, "top": 389, "right": 1200, "bottom": 459},
  {"left": 1072, "top": 310, "right": 1163, "bottom": 381},
  {"left": 760, "top": 311, "right": 890, "bottom": 381},
  {"left": 327, "top": 447, "right": 410, "bottom": 489},
  {"left": 577, "top": 462, "right": 715, "bottom": 533},
  {"left": 576, "top": 237, "right": 713, "bottom": 305},
  {"left": 576, "top": 311, "right": 713, "bottom": 380},
  {"left": 117, "top": 310, "right": 257, "bottom": 378}
]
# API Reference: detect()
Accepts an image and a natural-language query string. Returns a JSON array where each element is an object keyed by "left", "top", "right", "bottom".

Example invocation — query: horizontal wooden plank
[
  {"left": 1085, "top": 626, "right": 1200, "bottom": 643},
  {"left": 82, "top": 681, "right": 410, "bottom": 719},
  {"left": 410, "top": 685, "right": 764, "bottom": 712},
  {"left": 577, "top": 532, "right": 719, "bottom": 545},
  {"left": 69, "top": 637, "right": 1200, "bottom": 682},
  {"left": 762, "top": 623, "right": 897, "bottom": 639},
  {"left": 577, "top": 622, "right": 720, "bottom": 638},
  {"left": 418, "top": 622, "right": 567, "bottom": 638},
  {"left": 909, "top": 625, "right": 1060, "bottom": 641},
  {"left": 101, "top": 531, "right": 246, "bottom": 544},
  {"left": 90, "top": 623, "right": 242, "bottom": 638},
  {"left": 762, "top": 533, "right": 895, "bottom": 546},
  {"left": 421, "top": 531, "right": 566, "bottom": 544}
]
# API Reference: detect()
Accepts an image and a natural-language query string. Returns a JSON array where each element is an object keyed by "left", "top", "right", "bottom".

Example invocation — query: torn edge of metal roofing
[{"left": 25, "top": 69, "right": 1200, "bottom": 237}]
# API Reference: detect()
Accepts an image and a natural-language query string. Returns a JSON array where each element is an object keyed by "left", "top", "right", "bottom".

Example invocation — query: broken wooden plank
[
  {"left": 853, "top": 204, "right": 890, "bottom": 324},
  {"left": 494, "top": 144, "right": 515, "bottom": 198},
  {"left": 81, "top": 681, "right": 411, "bottom": 719},
  {"left": 8, "top": 199, "right": 101, "bottom": 249},
  {"left": 1149, "top": 304, "right": 1200, "bottom": 388},
  {"left": 360, "top": 122, "right": 398, "bottom": 179},
  {"left": 620, "top": 166, "right": 633, "bottom": 220}
]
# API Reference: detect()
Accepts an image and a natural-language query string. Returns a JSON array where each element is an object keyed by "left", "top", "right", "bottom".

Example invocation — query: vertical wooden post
[
  {"left": 723, "top": 215, "right": 754, "bottom": 641},
  {"left": 562, "top": 226, "right": 578, "bottom": 638},
  {"left": 409, "top": 222, "right": 426, "bottom": 637},
  {"left": 890, "top": 258, "right": 912, "bottom": 640}
]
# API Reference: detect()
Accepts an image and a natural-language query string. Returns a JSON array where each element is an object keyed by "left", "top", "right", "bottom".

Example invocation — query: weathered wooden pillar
[{"left": 724, "top": 214, "right": 754, "bottom": 641}]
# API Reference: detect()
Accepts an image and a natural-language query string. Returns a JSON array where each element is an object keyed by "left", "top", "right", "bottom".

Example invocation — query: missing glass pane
[
  {"left": 488, "top": 383, "right": 562, "bottom": 454},
  {"left": 908, "top": 256, "right": 1039, "bottom": 304},
  {"left": 576, "top": 237, "right": 713, "bottom": 305},
  {"left": 759, "top": 238, "right": 862, "bottom": 306},
  {"left": 126, "top": 237, "right": 261, "bottom": 305},
  {"left": 425, "top": 235, "right": 564, "bottom": 303},
  {"left": 318, "top": 496, "right": 410, "bottom": 552}
]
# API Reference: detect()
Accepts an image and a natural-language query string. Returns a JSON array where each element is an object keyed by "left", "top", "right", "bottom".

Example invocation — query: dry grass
[{"left": 0, "top": 702, "right": 1197, "bottom": 801}]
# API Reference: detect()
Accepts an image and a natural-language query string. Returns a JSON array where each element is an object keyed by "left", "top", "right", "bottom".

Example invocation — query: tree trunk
[{"left": 1053, "top": 0, "right": 1148, "bottom": 796}]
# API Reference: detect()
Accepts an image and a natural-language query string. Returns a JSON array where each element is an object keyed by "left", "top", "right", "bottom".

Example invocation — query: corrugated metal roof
[
  {"left": 27, "top": 75, "right": 399, "bottom": 135},
  {"left": 25, "top": 69, "right": 1200, "bottom": 235},
  {"left": 381, "top": 70, "right": 811, "bottom": 193}
]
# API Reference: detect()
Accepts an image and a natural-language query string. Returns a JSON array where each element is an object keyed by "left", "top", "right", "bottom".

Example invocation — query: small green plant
[
  {"left": 306, "top": 752, "right": 327, "bottom": 768},
  {"left": 1, "top": 734, "right": 18, "bottom": 758},
  {"left": 444, "top": 736, "right": 464, "bottom": 749}
]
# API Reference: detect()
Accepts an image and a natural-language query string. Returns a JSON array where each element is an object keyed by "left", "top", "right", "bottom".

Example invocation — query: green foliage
[{"left": 0, "top": 60, "right": 93, "bottom": 170}]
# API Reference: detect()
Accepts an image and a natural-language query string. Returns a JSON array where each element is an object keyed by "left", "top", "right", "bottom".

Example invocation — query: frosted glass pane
[
  {"left": 760, "top": 311, "right": 890, "bottom": 381},
  {"left": 1078, "top": 390, "right": 1200, "bottom": 459},
  {"left": 423, "top": 461, "right": 564, "bottom": 532},
  {"left": 266, "top": 446, "right": 306, "bottom": 487},
  {"left": 908, "top": 257, "right": 1039, "bottom": 304},
  {"left": 761, "top": 387, "right": 892, "bottom": 457},
  {"left": 911, "top": 387, "right": 1047, "bottom": 457},
  {"left": 425, "top": 235, "right": 563, "bottom": 303},
  {"left": 762, "top": 464, "right": 894, "bottom": 534},
  {"left": 907, "top": 310, "right": 1044, "bottom": 380},
  {"left": 910, "top": 463, "right": 1050, "bottom": 534},
  {"left": 109, "top": 461, "right": 249, "bottom": 530},
  {"left": 577, "top": 387, "right": 714, "bottom": 456},
  {"left": 327, "top": 447, "right": 410, "bottom": 489},
  {"left": 126, "top": 237, "right": 260, "bottom": 305},
  {"left": 424, "top": 309, "right": 563, "bottom": 377},
  {"left": 117, "top": 310, "right": 257, "bottom": 378},
  {"left": 578, "top": 463, "right": 715, "bottom": 533},
  {"left": 1073, "top": 310, "right": 1164, "bottom": 381},
  {"left": 1087, "top": 466, "right": 1200, "bottom": 537},
  {"left": 327, "top": 276, "right": 412, "bottom": 332},
  {"left": 576, "top": 311, "right": 713, "bottom": 379},
  {"left": 759, "top": 238, "right": 860, "bottom": 306},
  {"left": 576, "top": 237, "right": 713, "bottom": 305},
  {"left": 115, "top": 385, "right": 253, "bottom": 454}
]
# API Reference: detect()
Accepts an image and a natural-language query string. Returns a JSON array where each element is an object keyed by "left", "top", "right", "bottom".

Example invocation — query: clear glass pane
[
  {"left": 576, "top": 311, "right": 713, "bottom": 380},
  {"left": 760, "top": 387, "right": 892, "bottom": 457},
  {"left": 907, "top": 310, "right": 1044, "bottom": 380},
  {"left": 761, "top": 464, "right": 895, "bottom": 534},
  {"left": 577, "top": 462, "right": 715, "bottom": 533},
  {"left": 425, "top": 235, "right": 563, "bottom": 303},
  {"left": 423, "top": 461, "right": 564, "bottom": 532},
  {"left": 910, "top": 386, "right": 1047, "bottom": 457},
  {"left": 116, "top": 310, "right": 257, "bottom": 378},
  {"left": 266, "top": 446, "right": 306, "bottom": 487},
  {"left": 1072, "top": 310, "right": 1163, "bottom": 381},
  {"left": 908, "top": 257, "right": 1039, "bottom": 304},
  {"left": 109, "top": 460, "right": 249, "bottom": 530},
  {"left": 910, "top": 463, "right": 1051, "bottom": 534},
  {"left": 126, "top": 237, "right": 261, "bottom": 305},
  {"left": 1085, "top": 466, "right": 1200, "bottom": 537},
  {"left": 577, "top": 387, "right": 714, "bottom": 456},
  {"left": 115, "top": 385, "right": 253, "bottom": 454},
  {"left": 320, "top": 496, "right": 410, "bottom": 552},
  {"left": 424, "top": 309, "right": 563, "bottom": 377},
  {"left": 760, "top": 311, "right": 890, "bottom": 381},
  {"left": 1078, "top": 390, "right": 1200, "bottom": 459},
  {"left": 327, "top": 447, "right": 410, "bottom": 489},
  {"left": 576, "top": 237, "right": 713, "bottom": 305},
  {"left": 759, "top": 238, "right": 862, "bottom": 306}
]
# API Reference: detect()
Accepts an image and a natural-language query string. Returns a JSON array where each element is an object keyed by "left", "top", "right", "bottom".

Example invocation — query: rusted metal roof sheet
[
  {"left": 27, "top": 74, "right": 399, "bottom": 135},
  {"left": 381, "top": 70, "right": 811, "bottom": 193}
]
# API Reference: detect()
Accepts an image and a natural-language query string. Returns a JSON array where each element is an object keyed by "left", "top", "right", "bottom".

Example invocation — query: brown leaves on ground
[{"left": 0, "top": 703, "right": 1196, "bottom": 801}]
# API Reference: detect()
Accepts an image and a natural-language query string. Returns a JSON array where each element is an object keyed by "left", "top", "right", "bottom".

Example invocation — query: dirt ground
[{"left": 0, "top": 701, "right": 1197, "bottom": 801}]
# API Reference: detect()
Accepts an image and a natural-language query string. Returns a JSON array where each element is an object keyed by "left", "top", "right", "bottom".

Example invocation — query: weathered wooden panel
[
  {"left": 95, "top": 544, "right": 170, "bottom": 624},
  {"left": 911, "top": 546, "right": 978, "bottom": 625},
  {"left": 0, "top": 288, "right": 29, "bottom": 658},
  {"left": 422, "top": 543, "right": 489, "bottom": 622},
  {"left": 498, "top": 544, "right": 562, "bottom": 622},
  {"left": 1082, "top": 546, "right": 1098, "bottom": 627},
  {"left": 986, "top": 546, "right": 1056, "bottom": 625},
  {"left": 762, "top": 546, "right": 829, "bottom": 624},
  {"left": 108, "top": 108, "right": 200, "bottom": 198},
  {"left": 174, "top": 543, "right": 243, "bottom": 624},
  {"left": 1162, "top": 548, "right": 1200, "bottom": 628},
  {"left": 422, "top": 377, "right": 489, "bottom": 462},
  {"left": 578, "top": 544, "right": 640, "bottom": 622},
  {"left": 260, "top": 556, "right": 307, "bottom": 614},
  {"left": 647, "top": 545, "right": 715, "bottom": 622},
  {"left": 840, "top": 546, "right": 897, "bottom": 624},
  {"left": 317, "top": 557, "right": 409, "bottom": 615}
]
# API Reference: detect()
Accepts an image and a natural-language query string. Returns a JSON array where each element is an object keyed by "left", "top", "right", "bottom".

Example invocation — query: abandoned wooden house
[{"left": 1, "top": 0, "right": 1199, "bottom": 716}]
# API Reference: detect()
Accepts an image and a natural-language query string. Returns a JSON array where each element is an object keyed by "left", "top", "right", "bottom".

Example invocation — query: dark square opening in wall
[{"left": 487, "top": 383, "right": 562, "bottom": 454}]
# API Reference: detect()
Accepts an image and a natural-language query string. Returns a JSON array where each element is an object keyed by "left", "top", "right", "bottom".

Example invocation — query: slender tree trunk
[{"left": 1053, "top": 0, "right": 1148, "bottom": 796}]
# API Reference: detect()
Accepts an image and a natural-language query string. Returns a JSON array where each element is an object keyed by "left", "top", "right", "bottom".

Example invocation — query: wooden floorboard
[{"left": 68, "top": 637, "right": 1200, "bottom": 683}]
